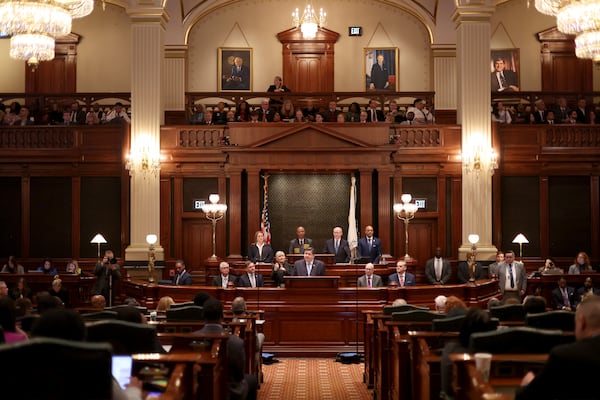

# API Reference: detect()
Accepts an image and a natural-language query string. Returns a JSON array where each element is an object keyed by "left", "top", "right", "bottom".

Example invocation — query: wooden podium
[{"left": 283, "top": 276, "right": 340, "bottom": 288}]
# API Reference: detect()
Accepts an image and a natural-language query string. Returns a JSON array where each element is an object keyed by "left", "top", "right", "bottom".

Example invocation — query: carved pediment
[{"left": 246, "top": 123, "right": 376, "bottom": 149}]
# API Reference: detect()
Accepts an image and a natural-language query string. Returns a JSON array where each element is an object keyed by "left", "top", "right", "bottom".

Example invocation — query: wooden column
[
  {"left": 227, "top": 169, "right": 243, "bottom": 259},
  {"left": 246, "top": 168, "right": 261, "bottom": 251}
]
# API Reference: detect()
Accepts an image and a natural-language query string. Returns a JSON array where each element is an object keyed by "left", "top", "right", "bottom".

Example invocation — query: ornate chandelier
[
  {"left": 292, "top": 3, "right": 326, "bottom": 39},
  {"left": 535, "top": 0, "right": 600, "bottom": 61},
  {"left": 0, "top": 0, "right": 94, "bottom": 66}
]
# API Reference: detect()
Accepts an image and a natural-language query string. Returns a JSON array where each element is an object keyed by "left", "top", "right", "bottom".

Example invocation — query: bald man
[{"left": 516, "top": 296, "right": 600, "bottom": 400}]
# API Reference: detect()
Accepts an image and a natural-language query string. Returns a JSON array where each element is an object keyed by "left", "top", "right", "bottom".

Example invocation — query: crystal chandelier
[
  {"left": 535, "top": 0, "right": 600, "bottom": 61},
  {"left": 292, "top": 3, "right": 326, "bottom": 39},
  {"left": 0, "top": 0, "right": 94, "bottom": 66}
]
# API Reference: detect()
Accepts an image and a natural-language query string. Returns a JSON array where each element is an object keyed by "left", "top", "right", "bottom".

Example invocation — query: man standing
[
  {"left": 293, "top": 248, "right": 326, "bottom": 276},
  {"left": 488, "top": 250, "right": 504, "bottom": 279},
  {"left": 289, "top": 226, "right": 313, "bottom": 254},
  {"left": 491, "top": 57, "right": 519, "bottom": 92},
  {"left": 237, "top": 262, "right": 264, "bottom": 288},
  {"left": 388, "top": 260, "right": 416, "bottom": 287},
  {"left": 212, "top": 261, "right": 235, "bottom": 288},
  {"left": 369, "top": 54, "right": 390, "bottom": 90},
  {"left": 366, "top": 99, "right": 385, "bottom": 122},
  {"left": 172, "top": 259, "right": 192, "bottom": 286},
  {"left": 406, "top": 99, "right": 434, "bottom": 124},
  {"left": 497, "top": 250, "right": 527, "bottom": 303},
  {"left": 92, "top": 249, "right": 121, "bottom": 307},
  {"left": 551, "top": 276, "right": 576, "bottom": 311},
  {"left": 357, "top": 225, "right": 382, "bottom": 263},
  {"left": 357, "top": 263, "right": 383, "bottom": 287},
  {"left": 425, "top": 247, "right": 451, "bottom": 285},
  {"left": 516, "top": 296, "right": 600, "bottom": 400},
  {"left": 323, "top": 226, "right": 351, "bottom": 263}
]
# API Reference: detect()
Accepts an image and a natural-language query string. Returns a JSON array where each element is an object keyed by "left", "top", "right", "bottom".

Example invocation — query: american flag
[{"left": 261, "top": 174, "right": 271, "bottom": 244}]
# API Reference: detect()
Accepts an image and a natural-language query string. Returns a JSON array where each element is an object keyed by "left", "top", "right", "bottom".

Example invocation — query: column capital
[
  {"left": 452, "top": 4, "right": 495, "bottom": 26},
  {"left": 127, "top": 6, "right": 170, "bottom": 27}
]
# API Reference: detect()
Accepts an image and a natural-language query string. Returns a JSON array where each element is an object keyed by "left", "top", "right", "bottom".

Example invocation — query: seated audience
[
  {"left": 441, "top": 308, "right": 497, "bottom": 399},
  {"left": 322, "top": 101, "right": 341, "bottom": 122},
  {"left": 0, "top": 297, "right": 28, "bottom": 343},
  {"left": 257, "top": 100, "right": 274, "bottom": 122},
  {"left": 279, "top": 100, "right": 295, "bottom": 121},
  {"left": 577, "top": 277, "right": 600, "bottom": 304},
  {"left": 293, "top": 109, "right": 306, "bottom": 122},
  {"left": 10, "top": 277, "right": 32, "bottom": 301},
  {"left": 314, "top": 113, "right": 325, "bottom": 123},
  {"left": 66, "top": 259, "right": 81, "bottom": 275},
  {"left": 302, "top": 100, "right": 318, "bottom": 122},
  {"left": 156, "top": 296, "right": 175, "bottom": 313},
  {"left": 391, "top": 298, "right": 407, "bottom": 307},
  {"left": 530, "top": 100, "right": 547, "bottom": 124},
  {"left": 346, "top": 102, "right": 361, "bottom": 122},
  {"left": 434, "top": 295, "right": 447, "bottom": 313},
  {"left": 385, "top": 100, "right": 405, "bottom": 123},
  {"left": 545, "top": 109, "right": 557, "bottom": 124},
  {"left": 86, "top": 103, "right": 104, "bottom": 124},
  {"left": 491, "top": 101, "right": 512, "bottom": 124},
  {"left": 551, "top": 276, "right": 576, "bottom": 311},
  {"left": 37, "top": 258, "right": 58, "bottom": 275},
  {"left": 487, "top": 297, "right": 501, "bottom": 309},
  {"left": 399, "top": 111, "right": 415, "bottom": 125},
  {"left": 0, "top": 281, "right": 8, "bottom": 298},
  {"left": 248, "top": 230, "right": 274, "bottom": 263},
  {"left": 272, "top": 111, "right": 282, "bottom": 122},
  {"left": 91, "top": 294, "right": 106, "bottom": 310},
  {"left": 172, "top": 259, "right": 192, "bottom": 285},
  {"left": 237, "top": 262, "right": 264, "bottom": 288},
  {"left": 104, "top": 102, "right": 131, "bottom": 124},
  {"left": 539, "top": 257, "right": 563, "bottom": 275},
  {"left": 293, "top": 248, "right": 326, "bottom": 276},
  {"left": 516, "top": 296, "right": 600, "bottom": 400},
  {"left": 202, "top": 110, "right": 215, "bottom": 125},
  {"left": 445, "top": 296, "right": 468, "bottom": 317},
  {"left": 388, "top": 260, "right": 415, "bottom": 287},
  {"left": 357, "top": 263, "right": 383, "bottom": 287},
  {"left": 48, "top": 277, "right": 70, "bottom": 307},
  {"left": 212, "top": 102, "right": 228, "bottom": 124},
  {"left": 213, "top": 261, "right": 235, "bottom": 288},
  {"left": 336, "top": 113, "right": 346, "bottom": 123},
  {"left": 406, "top": 98, "right": 434, "bottom": 124},
  {"left": 231, "top": 297, "right": 247, "bottom": 319},
  {"left": 366, "top": 99, "right": 384, "bottom": 122},
  {"left": 192, "top": 298, "right": 258, "bottom": 400},
  {"left": 235, "top": 101, "right": 250, "bottom": 122},
  {"left": 271, "top": 251, "right": 294, "bottom": 287},
  {"left": 522, "top": 295, "right": 547, "bottom": 314},
  {"left": 554, "top": 97, "right": 570, "bottom": 123},
  {"left": 249, "top": 110, "right": 260, "bottom": 123},
  {"left": 568, "top": 251, "right": 594, "bottom": 274},
  {"left": 190, "top": 104, "right": 205, "bottom": 124},
  {"left": 1, "top": 255, "right": 24, "bottom": 274}
]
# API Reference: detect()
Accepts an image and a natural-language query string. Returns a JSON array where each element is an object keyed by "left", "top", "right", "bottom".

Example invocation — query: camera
[{"left": 109, "top": 258, "right": 117, "bottom": 265}]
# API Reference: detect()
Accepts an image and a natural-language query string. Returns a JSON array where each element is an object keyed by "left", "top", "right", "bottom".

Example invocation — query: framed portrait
[
  {"left": 490, "top": 49, "right": 520, "bottom": 93},
  {"left": 218, "top": 47, "right": 253, "bottom": 91},
  {"left": 364, "top": 48, "right": 398, "bottom": 91}
]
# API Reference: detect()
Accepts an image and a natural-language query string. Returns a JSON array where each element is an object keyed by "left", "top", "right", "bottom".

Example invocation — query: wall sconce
[
  {"left": 393, "top": 193, "right": 419, "bottom": 260},
  {"left": 146, "top": 234, "right": 158, "bottom": 284},
  {"left": 125, "top": 146, "right": 161, "bottom": 178},
  {"left": 468, "top": 234, "right": 479, "bottom": 282},
  {"left": 462, "top": 147, "right": 498, "bottom": 176},
  {"left": 512, "top": 233, "right": 529, "bottom": 260},
  {"left": 201, "top": 194, "right": 228, "bottom": 260},
  {"left": 90, "top": 233, "right": 107, "bottom": 258}
]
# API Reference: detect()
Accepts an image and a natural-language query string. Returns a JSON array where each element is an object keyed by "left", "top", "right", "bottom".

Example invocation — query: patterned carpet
[{"left": 258, "top": 358, "right": 372, "bottom": 400}]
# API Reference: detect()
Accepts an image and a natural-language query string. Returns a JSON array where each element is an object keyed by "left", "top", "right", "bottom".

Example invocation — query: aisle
[{"left": 258, "top": 358, "right": 372, "bottom": 400}]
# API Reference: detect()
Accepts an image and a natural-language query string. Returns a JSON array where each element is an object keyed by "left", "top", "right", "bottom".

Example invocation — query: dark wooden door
[
  {"left": 291, "top": 54, "right": 325, "bottom": 92},
  {"left": 25, "top": 33, "right": 79, "bottom": 94},
  {"left": 182, "top": 219, "right": 213, "bottom": 282}
]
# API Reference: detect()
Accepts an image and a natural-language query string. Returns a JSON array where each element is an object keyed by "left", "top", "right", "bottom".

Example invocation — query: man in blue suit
[
  {"left": 293, "top": 248, "right": 326, "bottom": 276},
  {"left": 172, "top": 259, "right": 193, "bottom": 285},
  {"left": 237, "top": 262, "right": 265, "bottom": 288},
  {"left": 388, "top": 260, "right": 416, "bottom": 286},
  {"left": 357, "top": 225, "right": 383, "bottom": 263}
]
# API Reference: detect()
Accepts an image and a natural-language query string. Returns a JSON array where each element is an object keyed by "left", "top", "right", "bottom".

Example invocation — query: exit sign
[
  {"left": 415, "top": 199, "right": 426, "bottom": 209},
  {"left": 193, "top": 200, "right": 206, "bottom": 210}
]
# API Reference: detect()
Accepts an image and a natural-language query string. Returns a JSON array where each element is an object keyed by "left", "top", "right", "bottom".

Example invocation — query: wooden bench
[{"left": 450, "top": 353, "right": 549, "bottom": 400}]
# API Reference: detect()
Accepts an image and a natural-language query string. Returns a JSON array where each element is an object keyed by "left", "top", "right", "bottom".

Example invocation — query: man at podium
[{"left": 293, "top": 248, "right": 326, "bottom": 276}]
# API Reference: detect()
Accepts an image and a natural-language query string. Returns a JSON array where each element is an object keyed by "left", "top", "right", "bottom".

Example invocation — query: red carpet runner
[{"left": 258, "top": 358, "right": 372, "bottom": 399}]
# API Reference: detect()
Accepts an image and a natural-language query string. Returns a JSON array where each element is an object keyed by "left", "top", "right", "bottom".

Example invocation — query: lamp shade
[
  {"left": 146, "top": 234, "right": 158, "bottom": 245},
  {"left": 468, "top": 234, "right": 479, "bottom": 245},
  {"left": 512, "top": 233, "right": 529, "bottom": 244},
  {"left": 90, "top": 233, "right": 107, "bottom": 244}
]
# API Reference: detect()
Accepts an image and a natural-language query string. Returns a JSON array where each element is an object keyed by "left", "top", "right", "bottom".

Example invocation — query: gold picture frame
[
  {"left": 364, "top": 48, "right": 398, "bottom": 91},
  {"left": 218, "top": 47, "right": 253, "bottom": 92}
]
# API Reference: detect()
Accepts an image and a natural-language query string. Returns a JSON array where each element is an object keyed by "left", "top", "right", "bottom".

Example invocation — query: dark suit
[
  {"left": 366, "top": 108, "right": 385, "bottom": 122},
  {"left": 256, "top": 107, "right": 274, "bottom": 122},
  {"left": 370, "top": 63, "right": 389, "bottom": 90},
  {"left": 323, "top": 239, "right": 351, "bottom": 263},
  {"left": 224, "top": 65, "right": 250, "bottom": 90},
  {"left": 237, "top": 272, "right": 265, "bottom": 288},
  {"left": 576, "top": 107, "right": 590, "bottom": 124},
  {"left": 69, "top": 110, "right": 86, "bottom": 125},
  {"left": 491, "top": 70, "right": 518, "bottom": 92},
  {"left": 293, "top": 259, "right": 326, "bottom": 276},
  {"left": 515, "top": 335, "right": 600, "bottom": 400},
  {"left": 271, "top": 262, "right": 294, "bottom": 287},
  {"left": 357, "top": 236, "right": 382, "bottom": 263},
  {"left": 322, "top": 109, "right": 341, "bottom": 122},
  {"left": 457, "top": 261, "right": 484, "bottom": 284},
  {"left": 551, "top": 286, "right": 576, "bottom": 310},
  {"left": 576, "top": 286, "right": 600, "bottom": 304},
  {"left": 425, "top": 257, "right": 452, "bottom": 284},
  {"left": 289, "top": 238, "right": 313, "bottom": 254},
  {"left": 172, "top": 270, "right": 192, "bottom": 285},
  {"left": 532, "top": 110, "right": 547, "bottom": 124},
  {"left": 388, "top": 272, "right": 416, "bottom": 286},
  {"left": 357, "top": 274, "right": 383, "bottom": 287},
  {"left": 248, "top": 244, "right": 274, "bottom": 263},
  {"left": 212, "top": 274, "right": 235, "bottom": 288}
]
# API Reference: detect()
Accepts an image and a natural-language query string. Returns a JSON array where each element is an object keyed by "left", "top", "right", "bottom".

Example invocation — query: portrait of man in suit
[
  {"left": 220, "top": 49, "right": 252, "bottom": 91},
  {"left": 365, "top": 48, "right": 397, "bottom": 91},
  {"left": 293, "top": 248, "right": 326, "bottom": 276},
  {"left": 490, "top": 51, "right": 520, "bottom": 92}
]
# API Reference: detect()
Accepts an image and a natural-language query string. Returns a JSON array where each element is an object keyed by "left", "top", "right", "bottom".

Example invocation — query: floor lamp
[
  {"left": 201, "top": 194, "right": 228, "bottom": 260},
  {"left": 393, "top": 194, "right": 419, "bottom": 260},
  {"left": 468, "top": 234, "right": 479, "bottom": 283},
  {"left": 91, "top": 233, "right": 107, "bottom": 258},
  {"left": 146, "top": 234, "right": 158, "bottom": 284},
  {"left": 512, "top": 233, "right": 529, "bottom": 261}
]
